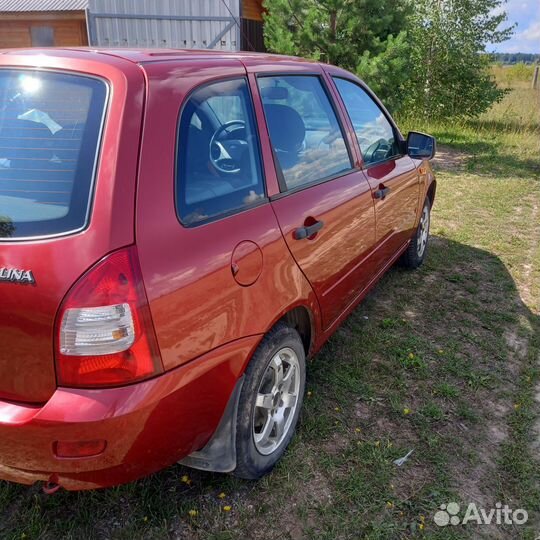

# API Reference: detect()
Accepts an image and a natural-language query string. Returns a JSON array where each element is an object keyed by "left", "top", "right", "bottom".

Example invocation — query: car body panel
[
  {"left": 270, "top": 175, "right": 376, "bottom": 330},
  {"left": 363, "top": 158, "right": 420, "bottom": 269},
  {"left": 0, "top": 336, "right": 259, "bottom": 490},
  {"left": 0, "top": 51, "right": 144, "bottom": 403}
]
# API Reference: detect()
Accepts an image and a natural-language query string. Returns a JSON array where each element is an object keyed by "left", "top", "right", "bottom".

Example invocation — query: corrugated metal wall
[{"left": 87, "top": 0, "right": 241, "bottom": 50}]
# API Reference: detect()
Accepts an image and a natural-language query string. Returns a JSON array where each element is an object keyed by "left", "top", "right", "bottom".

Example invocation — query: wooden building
[
  {"left": 0, "top": 0, "right": 264, "bottom": 52},
  {"left": 241, "top": 0, "right": 265, "bottom": 52},
  {"left": 0, "top": 0, "right": 89, "bottom": 49}
]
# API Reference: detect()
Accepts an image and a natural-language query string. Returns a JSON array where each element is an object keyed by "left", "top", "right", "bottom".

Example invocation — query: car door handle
[
  {"left": 374, "top": 186, "right": 391, "bottom": 199},
  {"left": 294, "top": 220, "right": 324, "bottom": 240}
]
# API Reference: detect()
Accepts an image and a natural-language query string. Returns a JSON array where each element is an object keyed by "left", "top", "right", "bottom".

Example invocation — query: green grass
[{"left": 0, "top": 82, "right": 539, "bottom": 539}]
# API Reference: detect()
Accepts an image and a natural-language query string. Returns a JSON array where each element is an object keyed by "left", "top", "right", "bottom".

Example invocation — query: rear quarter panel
[{"left": 0, "top": 51, "right": 144, "bottom": 402}]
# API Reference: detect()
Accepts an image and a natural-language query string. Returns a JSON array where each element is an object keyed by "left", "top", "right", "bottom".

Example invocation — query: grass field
[{"left": 0, "top": 76, "right": 539, "bottom": 540}]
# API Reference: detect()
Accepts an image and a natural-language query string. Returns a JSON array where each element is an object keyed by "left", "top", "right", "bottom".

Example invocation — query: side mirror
[{"left": 406, "top": 131, "right": 436, "bottom": 160}]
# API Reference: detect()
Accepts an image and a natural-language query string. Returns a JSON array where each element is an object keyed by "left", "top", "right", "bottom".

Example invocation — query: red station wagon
[{"left": 0, "top": 48, "right": 436, "bottom": 491}]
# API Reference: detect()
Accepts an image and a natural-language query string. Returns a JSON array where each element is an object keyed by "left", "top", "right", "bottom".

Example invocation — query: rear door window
[
  {"left": 0, "top": 70, "right": 107, "bottom": 239},
  {"left": 176, "top": 78, "right": 265, "bottom": 226}
]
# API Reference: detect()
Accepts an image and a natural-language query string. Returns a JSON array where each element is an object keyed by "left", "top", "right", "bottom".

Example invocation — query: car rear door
[
  {"left": 248, "top": 63, "right": 377, "bottom": 330},
  {"left": 136, "top": 59, "right": 320, "bottom": 373},
  {"left": 331, "top": 75, "right": 420, "bottom": 268}
]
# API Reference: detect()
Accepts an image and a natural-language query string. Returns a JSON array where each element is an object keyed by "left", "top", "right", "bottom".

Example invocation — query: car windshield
[{"left": 0, "top": 69, "right": 107, "bottom": 239}]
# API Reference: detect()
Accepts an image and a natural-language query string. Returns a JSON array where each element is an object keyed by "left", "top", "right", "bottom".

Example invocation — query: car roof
[{"left": 0, "top": 47, "right": 317, "bottom": 66}]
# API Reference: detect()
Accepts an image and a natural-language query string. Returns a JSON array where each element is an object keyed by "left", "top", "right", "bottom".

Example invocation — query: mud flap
[{"left": 179, "top": 376, "right": 244, "bottom": 473}]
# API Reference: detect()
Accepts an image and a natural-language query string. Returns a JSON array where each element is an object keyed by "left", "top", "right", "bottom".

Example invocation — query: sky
[{"left": 489, "top": 0, "right": 540, "bottom": 53}]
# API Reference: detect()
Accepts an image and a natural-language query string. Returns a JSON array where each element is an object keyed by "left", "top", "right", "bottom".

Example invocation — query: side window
[
  {"left": 176, "top": 78, "right": 264, "bottom": 226},
  {"left": 333, "top": 78, "right": 400, "bottom": 166},
  {"left": 258, "top": 75, "right": 352, "bottom": 190}
]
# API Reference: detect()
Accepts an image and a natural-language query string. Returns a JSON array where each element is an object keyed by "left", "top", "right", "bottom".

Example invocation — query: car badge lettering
[{"left": 0, "top": 267, "right": 35, "bottom": 285}]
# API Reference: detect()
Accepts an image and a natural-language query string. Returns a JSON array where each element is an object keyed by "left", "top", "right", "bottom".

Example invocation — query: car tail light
[{"left": 55, "top": 246, "right": 163, "bottom": 388}]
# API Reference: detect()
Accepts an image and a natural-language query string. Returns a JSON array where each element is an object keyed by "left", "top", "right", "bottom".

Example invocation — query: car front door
[
  {"left": 252, "top": 69, "right": 377, "bottom": 330},
  {"left": 331, "top": 76, "right": 420, "bottom": 268}
]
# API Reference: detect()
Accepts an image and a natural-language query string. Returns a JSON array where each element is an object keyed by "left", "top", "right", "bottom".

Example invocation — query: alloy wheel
[
  {"left": 252, "top": 347, "right": 301, "bottom": 456},
  {"left": 417, "top": 204, "right": 430, "bottom": 257}
]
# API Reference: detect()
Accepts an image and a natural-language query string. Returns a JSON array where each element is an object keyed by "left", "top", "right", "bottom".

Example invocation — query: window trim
[
  {"left": 0, "top": 67, "right": 110, "bottom": 243},
  {"left": 269, "top": 167, "right": 358, "bottom": 201},
  {"left": 256, "top": 73, "right": 357, "bottom": 195},
  {"left": 331, "top": 76, "right": 406, "bottom": 169},
  {"left": 174, "top": 75, "right": 268, "bottom": 228}
]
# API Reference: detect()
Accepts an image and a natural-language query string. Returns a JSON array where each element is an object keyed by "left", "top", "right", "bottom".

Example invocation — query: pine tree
[
  {"left": 263, "top": 0, "right": 410, "bottom": 111},
  {"left": 263, "top": 0, "right": 409, "bottom": 66}
]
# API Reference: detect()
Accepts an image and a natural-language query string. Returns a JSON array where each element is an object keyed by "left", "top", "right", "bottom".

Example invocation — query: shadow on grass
[
  {"left": 430, "top": 129, "right": 540, "bottom": 179},
  {"left": 0, "top": 237, "right": 538, "bottom": 540},
  {"left": 465, "top": 152, "right": 540, "bottom": 179},
  {"left": 400, "top": 113, "right": 540, "bottom": 179}
]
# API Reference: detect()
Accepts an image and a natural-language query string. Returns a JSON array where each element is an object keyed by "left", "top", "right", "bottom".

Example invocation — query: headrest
[{"left": 263, "top": 104, "right": 305, "bottom": 153}]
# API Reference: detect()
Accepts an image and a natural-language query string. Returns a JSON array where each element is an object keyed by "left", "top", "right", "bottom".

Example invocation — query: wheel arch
[
  {"left": 255, "top": 301, "right": 319, "bottom": 362},
  {"left": 426, "top": 178, "right": 437, "bottom": 207},
  {"left": 180, "top": 304, "right": 317, "bottom": 475},
  {"left": 277, "top": 305, "right": 315, "bottom": 358}
]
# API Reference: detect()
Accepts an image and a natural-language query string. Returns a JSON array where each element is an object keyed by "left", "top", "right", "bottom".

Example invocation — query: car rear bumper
[{"left": 0, "top": 336, "right": 259, "bottom": 491}]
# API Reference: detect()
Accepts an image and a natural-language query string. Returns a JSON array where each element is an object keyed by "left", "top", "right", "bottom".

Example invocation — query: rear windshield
[{"left": 0, "top": 70, "right": 107, "bottom": 239}]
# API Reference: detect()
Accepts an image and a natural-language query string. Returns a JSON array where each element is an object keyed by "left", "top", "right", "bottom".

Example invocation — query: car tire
[
  {"left": 233, "top": 322, "right": 306, "bottom": 480},
  {"left": 400, "top": 197, "right": 431, "bottom": 269}
]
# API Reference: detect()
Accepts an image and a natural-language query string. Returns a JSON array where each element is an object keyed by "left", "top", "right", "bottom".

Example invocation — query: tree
[
  {"left": 493, "top": 52, "right": 540, "bottom": 65},
  {"left": 263, "top": 0, "right": 515, "bottom": 120},
  {"left": 355, "top": 32, "right": 410, "bottom": 112},
  {"left": 0, "top": 216, "right": 14, "bottom": 238},
  {"left": 403, "top": 0, "right": 515, "bottom": 120},
  {"left": 262, "top": 0, "right": 411, "bottom": 111}
]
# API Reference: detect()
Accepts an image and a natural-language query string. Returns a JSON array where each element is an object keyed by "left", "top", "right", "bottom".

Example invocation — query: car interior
[
  {"left": 178, "top": 75, "right": 354, "bottom": 226},
  {"left": 258, "top": 77, "right": 351, "bottom": 189},
  {"left": 178, "top": 81, "right": 265, "bottom": 225}
]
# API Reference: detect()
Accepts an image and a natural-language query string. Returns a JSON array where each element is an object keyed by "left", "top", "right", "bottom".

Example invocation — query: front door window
[{"left": 258, "top": 75, "right": 352, "bottom": 191}]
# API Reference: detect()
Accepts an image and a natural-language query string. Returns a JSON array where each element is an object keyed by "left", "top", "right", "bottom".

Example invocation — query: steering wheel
[
  {"left": 363, "top": 138, "right": 391, "bottom": 164},
  {"left": 209, "top": 120, "right": 246, "bottom": 174}
]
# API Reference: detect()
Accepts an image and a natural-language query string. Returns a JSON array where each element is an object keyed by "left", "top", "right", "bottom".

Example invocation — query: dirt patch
[
  {"left": 392, "top": 462, "right": 433, "bottom": 501},
  {"left": 321, "top": 432, "right": 350, "bottom": 456},
  {"left": 504, "top": 328, "right": 529, "bottom": 361},
  {"left": 354, "top": 400, "right": 374, "bottom": 421},
  {"left": 432, "top": 144, "right": 470, "bottom": 172}
]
